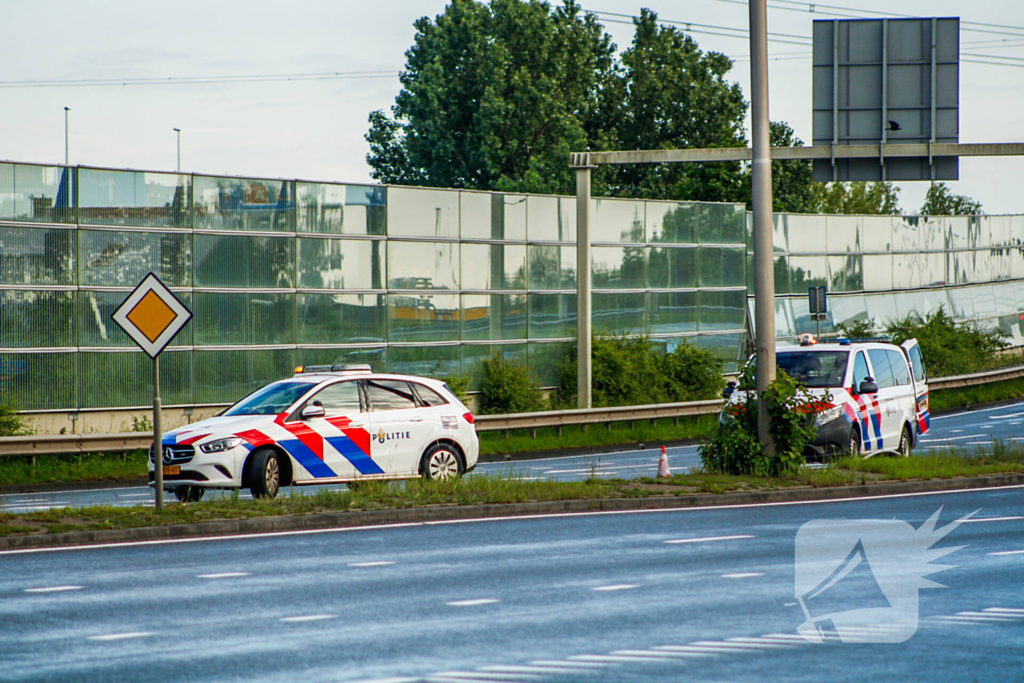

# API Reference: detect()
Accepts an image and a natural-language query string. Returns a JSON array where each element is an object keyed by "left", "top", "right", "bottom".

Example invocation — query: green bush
[
  {"left": 557, "top": 335, "right": 725, "bottom": 408},
  {"left": 0, "top": 403, "right": 31, "bottom": 437},
  {"left": 477, "top": 355, "right": 546, "bottom": 415},
  {"left": 699, "top": 368, "right": 819, "bottom": 477},
  {"left": 885, "top": 308, "right": 1006, "bottom": 376}
]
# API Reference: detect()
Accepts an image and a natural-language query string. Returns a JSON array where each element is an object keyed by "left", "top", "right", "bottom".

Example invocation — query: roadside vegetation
[{"left": 1, "top": 446, "right": 1021, "bottom": 539}]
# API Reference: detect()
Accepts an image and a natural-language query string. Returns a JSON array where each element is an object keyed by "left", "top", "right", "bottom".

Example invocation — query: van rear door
[{"left": 901, "top": 338, "right": 930, "bottom": 435}]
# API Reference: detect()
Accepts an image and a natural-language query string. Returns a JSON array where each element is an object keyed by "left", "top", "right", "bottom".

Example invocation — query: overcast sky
[{"left": 2, "top": 0, "right": 1023, "bottom": 214}]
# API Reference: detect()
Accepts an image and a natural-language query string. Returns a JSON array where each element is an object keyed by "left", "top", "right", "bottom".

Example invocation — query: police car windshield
[
  {"left": 777, "top": 351, "right": 848, "bottom": 388},
  {"left": 223, "top": 380, "right": 317, "bottom": 416}
]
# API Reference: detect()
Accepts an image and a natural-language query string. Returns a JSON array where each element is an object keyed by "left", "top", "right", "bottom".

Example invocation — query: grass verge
[
  {"left": 479, "top": 414, "right": 718, "bottom": 456},
  {"left": 1, "top": 446, "right": 1021, "bottom": 539},
  {"left": 930, "top": 375, "right": 1024, "bottom": 412},
  {"left": 0, "top": 451, "right": 148, "bottom": 488}
]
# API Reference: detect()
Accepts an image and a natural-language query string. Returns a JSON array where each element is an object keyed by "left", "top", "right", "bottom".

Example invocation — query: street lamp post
[
  {"left": 64, "top": 107, "right": 70, "bottom": 164},
  {"left": 173, "top": 128, "right": 181, "bottom": 172}
]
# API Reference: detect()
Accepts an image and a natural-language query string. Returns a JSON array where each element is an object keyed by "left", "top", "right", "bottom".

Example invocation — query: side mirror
[
  {"left": 722, "top": 381, "right": 737, "bottom": 399},
  {"left": 858, "top": 379, "right": 879, "bottom": 395},
  {"left": 301, "top": 403, "right": 325, "bottom": 420}
]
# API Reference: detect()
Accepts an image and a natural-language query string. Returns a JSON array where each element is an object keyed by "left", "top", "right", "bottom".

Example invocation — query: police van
[
  {"left": 149, "top": 365, "right": 479, "bottom": 501},
  {"left": 724, "top": 337, "right": 929, "bottom": 458}
]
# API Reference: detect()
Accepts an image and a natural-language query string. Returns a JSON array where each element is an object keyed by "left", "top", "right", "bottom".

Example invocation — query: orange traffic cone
[{"left": 657, "top": 446, "right": 671, "bottom": 478}]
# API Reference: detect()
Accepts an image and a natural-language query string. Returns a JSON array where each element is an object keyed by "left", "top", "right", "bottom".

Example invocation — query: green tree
[
  {"left": 366, "top": 0, "right": 616, "bottom": 195},
  {"left": 920, "top": 182, "right": 983, "bottom": 216},
  {"left": 600, "top": 9, "right": 747, "bottom": 203},
  {"left": 367, "top": 2, "right": 754, "bottom": 202},
  {"left": 810, "top": 181, "right": 902, "bottom": 215}
]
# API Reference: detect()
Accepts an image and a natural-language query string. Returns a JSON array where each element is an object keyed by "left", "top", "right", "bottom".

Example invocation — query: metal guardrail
[
  {"left": 927, "top": 363, "right": 1024, "bottom": 391},
  {"left": 473, "top": 399, "right": 724, "bottom": 432},
  {"left": 3, "top": 363, "right": 1024, "bottom": 458}
]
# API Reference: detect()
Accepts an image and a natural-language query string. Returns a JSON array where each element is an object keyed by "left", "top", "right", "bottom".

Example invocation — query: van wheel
[
  {"left": 898, "top": 425, "right": 912, "bottom": 458},
  {"left": 420, "top": 443, "right": 463, "bottom": 481},
  {"left": 174, "top": 486, "right": 205, "bottom": 503},
  {"left": 847, "top": 428, "right": 861, "bottom": 457},
  {"left": 249, "top": 448, "right": 281, "bottom": 499}
]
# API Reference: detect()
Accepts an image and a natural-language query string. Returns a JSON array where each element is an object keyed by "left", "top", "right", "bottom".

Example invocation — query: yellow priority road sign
[{"left": 112, "top": 273, "right": 192, "bottom": 358}]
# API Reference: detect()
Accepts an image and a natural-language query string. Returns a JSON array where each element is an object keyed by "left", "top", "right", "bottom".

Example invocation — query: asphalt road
[
  {"left": 1, "top": 486, "right": 1021, "bottom": 682},
  {"left": 3, "top": 399, "right": 1024, "bottom": 513}
]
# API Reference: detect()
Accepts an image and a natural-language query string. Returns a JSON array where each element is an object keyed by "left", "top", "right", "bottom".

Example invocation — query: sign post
[
  {"left": 808, "top": 286, "right": 828, "bottom": 340},
  {"left": 112, "top": 273, "right": 192, "bottom": 511}
]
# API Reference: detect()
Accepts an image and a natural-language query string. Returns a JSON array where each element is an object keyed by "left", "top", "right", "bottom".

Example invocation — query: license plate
[{"left": 163, "top": 465, "right": 180, "bottom": 476}]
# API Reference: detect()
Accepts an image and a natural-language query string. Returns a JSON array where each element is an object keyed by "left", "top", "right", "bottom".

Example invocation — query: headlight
[
  {"left": 814, "top": 405, "right": 843, "bottom": 426},
  {"left": 200, "top": 437, "right": 243, "bottom": 453}
]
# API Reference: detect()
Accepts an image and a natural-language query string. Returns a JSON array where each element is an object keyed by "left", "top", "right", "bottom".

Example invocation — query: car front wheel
[
  {"left": 249, "top": 447, "right": 281, "bottom": 499},
  {"left": 848, "top": 428, "right": 861, "bottom": 458},
  {"left": 420, "top": 443, "right": 463, "bottom": 481}
]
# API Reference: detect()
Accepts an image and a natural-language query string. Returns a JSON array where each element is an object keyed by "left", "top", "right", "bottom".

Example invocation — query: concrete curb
[{"left": 3, "top": 473, "right": 1023, "bottom": 551}]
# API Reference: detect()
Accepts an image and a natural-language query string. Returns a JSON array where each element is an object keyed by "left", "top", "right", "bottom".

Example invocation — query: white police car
[
  {"left": 149, "top": 365, "right": 479, "bottom": 501},
  {"left": 723, "top": 337, "right": 929, "bottom": 458}
]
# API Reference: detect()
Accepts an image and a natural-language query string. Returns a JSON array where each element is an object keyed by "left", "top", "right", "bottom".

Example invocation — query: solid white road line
[
  {"left": 988, "top": 549, "right": 1024, "bottom": 556},
  {"left": 721, "top": 572, "right": 764, "bottom": 579},
  {"left": 196, "top": 572, "right": 249, "bottom": 579},
  {"left": 7, "top": 484, "right": 1024, "bottom": 556},
  {"left": 963, "top": 516, "right": 1023, "bottom": 523},
  {"left": 88, "top": 632, "right": 153, "bottom": 641},
  {"left": 665, "top": 534, "right": 755, "bottom": 544},
  {"left": 280, "top": 614, "right": 337, "bottom": 623},
  {"left": 348, "top": 678, "right": 419, "bottom": 683},
  {"left": 592, "top": 584, "right": 638, "bottom": 592},
  {"left": 954, "top": 611, "right": 1022, "bottom": 620},
  {"left": 24, "top": 585, "right": 82, "bottom": 593},
  {"left": 688, "top": 641, "right": 765, "bottom": 652},
  {"left": 984, "top": 607, "right": 1024, "bottom": 613},
  {"left": 348, "top": 561, "right": 395, "bottom": 567},
  {"left": 448, "top": 599, "right": 500, "bottom": 607}
]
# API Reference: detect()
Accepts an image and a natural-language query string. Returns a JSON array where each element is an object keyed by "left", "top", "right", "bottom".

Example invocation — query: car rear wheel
[
  {"left": 249, "top": 448, "right": 281, "bottom": 499},
  {"left": 898, "top": 425, "right": 912, "bottom": 458},
  {"left": 174, "top": 486, "right": 205, "bottom": 503},
  {"left": 420, "top": 443, "right": 463, "bottom": 481}
]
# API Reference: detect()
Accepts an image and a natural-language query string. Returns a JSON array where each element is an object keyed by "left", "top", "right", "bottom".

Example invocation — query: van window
[
  {"left": 853, "top": 352, "right": 870, "bottom": 388},
  {"left": 867, "top": 349, "right": 895, "bottom": 389},
  {"left": 775, "top": 351, "right": 849, "bottom": 388},
  {"left": 887, "top": 349, "right": 912, "bottom": 386},
  {"left": 907, "top": 344, "right": 927, "bottom": 382}
]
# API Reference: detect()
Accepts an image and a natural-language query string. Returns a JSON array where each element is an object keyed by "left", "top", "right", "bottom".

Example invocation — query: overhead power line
[
  {"left": 708, "top": 0, "right": 1024, "bottom": 38},
  {"left": 0, "top": 70, "right": 400, "bottom": 89}
]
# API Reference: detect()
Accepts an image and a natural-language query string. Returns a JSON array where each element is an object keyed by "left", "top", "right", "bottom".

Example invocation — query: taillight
[{"left": 463, "top": 412, "right": 475, "bottom": 424}]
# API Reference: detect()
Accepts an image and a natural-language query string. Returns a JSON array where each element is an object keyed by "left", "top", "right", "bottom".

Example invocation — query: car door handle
[
  {"left": 409, "top": 417, "right": 425, "bottom": 422},
  {"left": 349, "top": 422, "right": 365, "bottom": 428}
]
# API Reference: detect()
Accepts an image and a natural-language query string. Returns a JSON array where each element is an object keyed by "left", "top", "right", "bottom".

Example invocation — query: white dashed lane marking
[
  {"left": 196, "top": 572, "right": 249, "bottom": 579},
  {"left": 989, "top": 549, "right": 1024, "bottom": 556},
  {"left": 664, "top": 534, "right": 754, "bottom": 544},
  {"left": 88, "top": 632, "right": 153, "bottom": 641},
  {"left": 448, "top": 599, "right": 500, "bottom": 607},
  {"left": 280, "top": 614, "right": 337, "bottom": 623},
  {"left": 24, "top": 585, "right": 82, "bottom": 593},
  {"left": 721, "top": 572, "right": 764, "bottom": 579},
  {"left": 592, "top": 584, "right": 638, "bottom": 592},
  {"left": 348, "top": 561, "right": 395, "bottom": 567}
]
